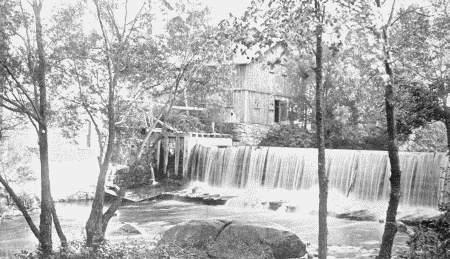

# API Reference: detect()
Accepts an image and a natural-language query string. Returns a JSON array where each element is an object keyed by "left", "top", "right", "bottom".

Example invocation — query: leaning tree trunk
[
  {"left": 85, "top": 67, "right": 117, "bottom": 247},
  {"left": 377, "top": 6, "right": 402, "bottom": 257},
  {"left": 0, "top": 175, "right": 41, "bottom": 240},
  {"left": 85, "top": 96, "right": 116, "bottom": 245},
  {"left": 314, "top": 8, "right": 328, "bottom": 259}
]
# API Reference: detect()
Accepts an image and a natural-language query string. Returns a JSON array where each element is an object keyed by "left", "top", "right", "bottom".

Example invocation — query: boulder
[
  {"left": 208, "top": 221, "right": 306, "bottom": 259},
  {"left": 158, "top": 219, "right": 306, "bottom": 259},
  {"left": 159, "top": 219, "right": 226, "bottom": 249},
  {"left": 110, "top": 223, "right": 142, "bottom": 236}
]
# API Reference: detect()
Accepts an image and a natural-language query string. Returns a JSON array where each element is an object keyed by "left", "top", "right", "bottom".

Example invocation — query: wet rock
[
  {"left": 335, "top": 209, "right": 378, "bottom": 222},
  {"left": 269, "top": 201, "right": 285, "bottom": 211},
  {"left": 159, "top": 219, "right": 306, "bottom": 259},
  {"left": 397, "top": 221, "right": 415, "bottom": 236},
  {"left": 285, "top": 205, "right": 298, "bottom": 213},
  {"left": 159, "top": 219, "right": 226, "bottom": 249},
  {"left": 192, "top": 186, "right": 204, "bottom": 193},
  {"left": 208, "top": 221, "right": 306, "bottom": 259}
]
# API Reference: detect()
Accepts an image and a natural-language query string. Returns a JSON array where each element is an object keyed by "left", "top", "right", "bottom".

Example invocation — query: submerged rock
[{"left": 158, "top": 219, "right": 306, "bottom": 259}]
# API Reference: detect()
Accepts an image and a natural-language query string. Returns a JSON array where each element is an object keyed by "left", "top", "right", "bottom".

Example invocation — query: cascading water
[{"left": 186, "top": 145, "right": 448, "bottom": 207}]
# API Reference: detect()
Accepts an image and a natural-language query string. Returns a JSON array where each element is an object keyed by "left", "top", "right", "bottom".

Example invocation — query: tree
[
  {"left": 0, "top": 0, "right": 67, "bottom": 255},
  {"left": 225, "top": 1, "right": 351, "bottom": 257},
  {"left": 77, "top": 0, "right": 158, "bottom": 245},
  {"left": 340, "top": 0, "right": 402, "bottom": 257},
  {"left": 391, "top": 0, "right": 450, "bottom": 150},
  {"left": 53, "top": 0, "right": 230, "bottom": 245},
  {"left": 372, "top": 1, "right": 402, "bottom": 257}
]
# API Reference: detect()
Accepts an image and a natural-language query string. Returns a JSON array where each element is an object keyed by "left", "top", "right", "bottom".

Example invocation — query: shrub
[
  {"left": 15, "top": 238, "right": 210, "bottom": 259},
  {"left": 405, "top": 166, "right": 450, "bottom": 258},
  {"left": 259, "top": 125, "right": 315, "bottom": 148}
]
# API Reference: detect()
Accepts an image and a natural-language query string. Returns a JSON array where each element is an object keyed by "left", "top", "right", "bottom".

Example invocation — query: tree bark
[
  {"left": 376, "top": 0, "right": 402, "bottom": 257},
  {"left": 313, "top": 2, "right": 328, "bottom": 258},
  {"left": 51, "top": 200, "right": 67, "bottom": 248},
  {"left": 33, "top": 0, "right": 54, "bottom": 255},
  {"left": 0, "top": 175, "right": 41, "bottom": 241}
]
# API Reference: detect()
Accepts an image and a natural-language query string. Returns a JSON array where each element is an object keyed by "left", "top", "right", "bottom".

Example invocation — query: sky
[{"left": 204, "top": 0, "right": 252, "bottom": 22}]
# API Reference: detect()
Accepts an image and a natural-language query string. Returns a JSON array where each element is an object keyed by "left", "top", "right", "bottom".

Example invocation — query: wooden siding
[
  {"left": 235, "top": 60, "right": 294, "bottom": 98},
  {"left": 221, "top": 90, "right": 288, "bottom": 124},
  {"left": 223, "top": 43, "right": 293, "bottom": 125}
]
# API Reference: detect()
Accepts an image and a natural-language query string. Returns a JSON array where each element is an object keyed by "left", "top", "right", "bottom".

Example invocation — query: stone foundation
[{"left": 216, "top": 123, "right": 278, "bottom": 146}]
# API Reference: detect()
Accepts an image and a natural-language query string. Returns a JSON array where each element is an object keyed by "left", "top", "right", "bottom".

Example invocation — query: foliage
[
  {"left": 258, "top": 123, "right": 388, "bottom": 150},
  {"left": 405, "top": 217, "right": 450, "bottom": 259},
  {"left": 15, "top": 239, "right": 209, "bottom": 259},
  {"left": 259, "top": 125, "right": 315, "bottom": 148},
  {"left": 399, "top": 122, "right": 447, "bottom": 153}
]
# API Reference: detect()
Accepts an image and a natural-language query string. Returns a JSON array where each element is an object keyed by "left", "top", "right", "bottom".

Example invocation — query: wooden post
[
  {"left": 182, "top": 134, "right": 191, "bottom": 177},
  {"left": 175, "top": 135, "right": 180, "bottom": 177},
  {"left": 156, "top": 139, "right": 161, "bottom": 172},
  {"left": 163, "top": 135, "right": 169, "bottom": 178}
]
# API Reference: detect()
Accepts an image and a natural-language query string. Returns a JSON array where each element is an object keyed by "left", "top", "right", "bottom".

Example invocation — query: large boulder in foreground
[
  {"left": 158, "top": 219, "right": 306, "bottom": 259},
  {"left": 159, "top": 219, "right": 226, "bottom": 249}
]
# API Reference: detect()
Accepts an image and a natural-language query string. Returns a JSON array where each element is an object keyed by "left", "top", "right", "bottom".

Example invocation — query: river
[{"left": 0, "top": 198, "right": 412, "bottom": 258}]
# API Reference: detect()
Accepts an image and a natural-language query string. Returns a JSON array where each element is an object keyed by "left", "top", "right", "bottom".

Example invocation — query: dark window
[
  {"left": 274, "top": 100, "right": 280, "bottom": 123},
  {"left": 279, "top": 101, "right": 288, "bottom": 122},
  {"left": 274, "top": 100, "right": 288, "bottom": 123}
]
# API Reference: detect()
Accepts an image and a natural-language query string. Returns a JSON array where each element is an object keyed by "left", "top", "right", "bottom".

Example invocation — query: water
[
  {"left": 0, "top": 200, "right": 409, "bottom": 256},
  {"left": 187, "top": 145, "right": 449, "bottom": 207},
  {"left": 2, "top": 146, "right": 445, "bottom": 256}
]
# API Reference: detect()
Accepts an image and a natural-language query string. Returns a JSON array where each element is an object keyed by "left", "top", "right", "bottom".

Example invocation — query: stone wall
[{"left": 216, "top": 123, "right": 278, "bottom": 146}]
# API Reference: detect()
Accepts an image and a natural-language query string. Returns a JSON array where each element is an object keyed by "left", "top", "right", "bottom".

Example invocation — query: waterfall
[{"left": 186, "top": 145, "right": 448, "bottom": 207}]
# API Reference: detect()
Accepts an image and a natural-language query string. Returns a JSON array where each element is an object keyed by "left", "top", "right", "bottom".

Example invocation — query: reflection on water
[{"left": 1, "top": 199, "right": 410, "bottom": 256}]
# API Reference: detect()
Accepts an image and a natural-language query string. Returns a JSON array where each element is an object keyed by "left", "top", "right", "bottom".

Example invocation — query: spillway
[{"left": 186, "top": 145, "right": 449, "bottom": 207}]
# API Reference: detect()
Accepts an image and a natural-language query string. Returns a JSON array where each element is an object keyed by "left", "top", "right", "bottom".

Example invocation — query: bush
[
  {"left": 406, "top": 218, "right": 450, "bottom": 259},
  {"left": 405, "top": 167, "right": 450, "bottom": 258},
  {"left": 259, "top": 125, "right": 315, "bottom": 148},
  {"left": 15, "top": 238, "right": 209, "bottom": 259}
]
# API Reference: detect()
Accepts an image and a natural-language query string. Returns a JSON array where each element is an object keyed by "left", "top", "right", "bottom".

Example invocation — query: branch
[
  {"left": 106, "top": 2, "right": 122, "bottom": 42},
  {"left": 0, "top": 61, "right": 40, "bottom": 120},
  {"left": 122, "top": 2, "right": 146, "bottom": 44},
  {"left": 389, "top": 5, "right": 428, "bottom": 27},
  {"left": 386, "top": 0, "right": 397, "bottom": 27},
  {"left": 83, "top": 101, "right": 104, "bottom": 168}
]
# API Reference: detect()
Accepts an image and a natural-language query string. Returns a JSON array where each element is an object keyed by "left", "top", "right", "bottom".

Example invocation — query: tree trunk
[
  {"left": 85, "top": 68, "right": 117, "bottom": 247},
  {"left": 314, "top": 5, "right": 328, "bottom": 258},
  {"left": 51, "top": 200, "right": 67, "bottom": 248},
  {"left": 0, "top": 175, "right": 41, "bottom": 241},
  {"left": 85, "top": 164, "right": 109, "bottom": 245},
  {"left": 445, "top": 112, "right": 450, "bottom": 152},
  {"left": 377, "top": 20, "right": 402, "bottom": 259},
  {"left": 33, "top": 0, "right": 54, "bottom": 255},
  {"left": 442, "top": 110, "right": 450, "bottom": 209}
]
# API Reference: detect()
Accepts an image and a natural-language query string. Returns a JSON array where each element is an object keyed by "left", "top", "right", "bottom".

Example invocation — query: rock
[
  {"left": 335, "top": 209, "right": 378, "bottom": 222},
  {"left": 269, "top": 201, "right": 284, "bottom": 211},
  {"left": 159, "top": 219, "right": 226, "bottom": 249},
  {"left": 159, "top": 219, "right": 306, "bottom": 259},
  {"left": 285, "top": 205, "right": 298, "bottom": 213},
  {"left": 110, "top": 223, "right": 142, "bottom": 236},
  {"left": 192, "top": 186, "right": 203, "bottom": 193},
  {"left": 397, "top": 221, "right": 415, "bottom": 236},
  {"left": 208, "top": 221, "right": 306, "bottom": 259}
]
